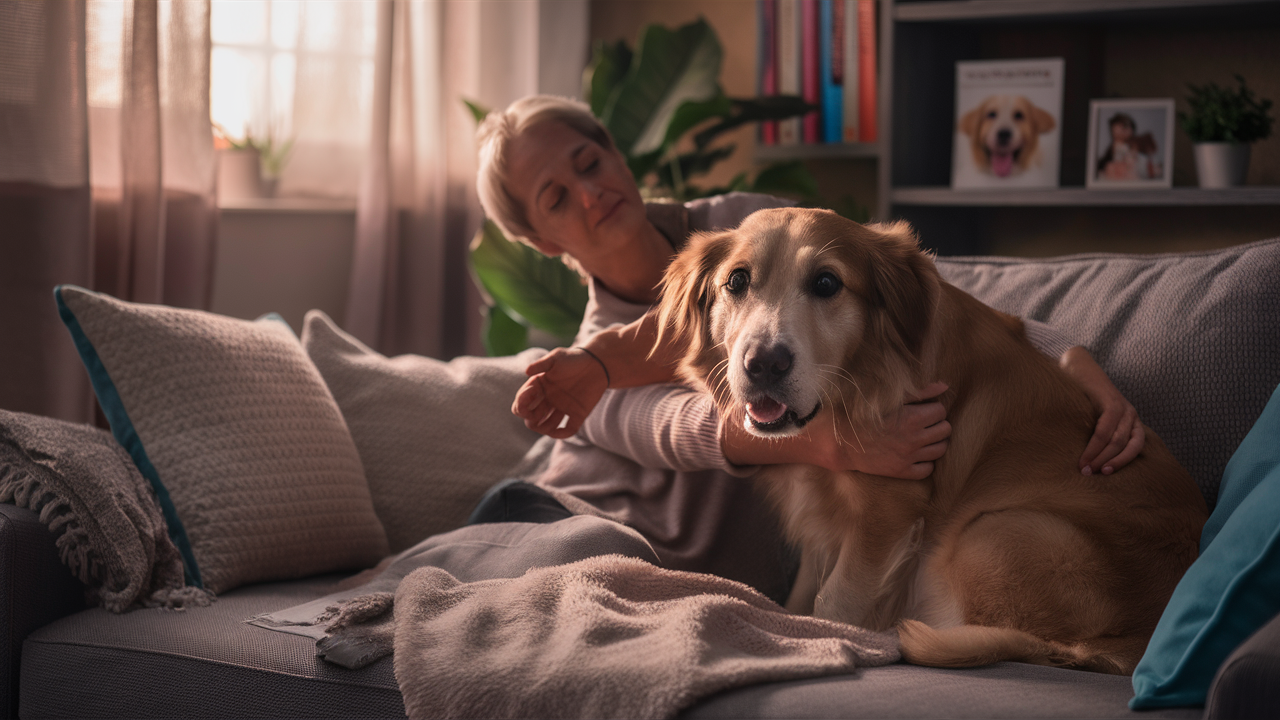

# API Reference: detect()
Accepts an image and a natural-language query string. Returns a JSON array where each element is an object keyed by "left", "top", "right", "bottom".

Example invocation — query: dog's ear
[
  {"left": 1030, "top": 103, "right": 1056, "bottom": 134},
  {"left": 861, "top": 221, "right": 939, "bottom": 362},
  {"left": 959, "top": 105, "right": 984, "bottom": 137},
  {"left": 655, "top": 230, "right": 735, "bottom": 382}
]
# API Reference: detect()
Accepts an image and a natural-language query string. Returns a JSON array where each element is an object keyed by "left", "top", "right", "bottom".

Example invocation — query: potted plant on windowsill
[{"left": 1180, "top": 75, "right": 1275, "bottom": 188}]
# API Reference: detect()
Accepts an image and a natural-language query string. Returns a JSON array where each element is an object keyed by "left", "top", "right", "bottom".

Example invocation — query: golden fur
[
  {"left": 959, "top": 95, "right": 1056, "bottom": 178},
  {"left": 655, "top": 208, "right": 1207, "bottom": 675}
]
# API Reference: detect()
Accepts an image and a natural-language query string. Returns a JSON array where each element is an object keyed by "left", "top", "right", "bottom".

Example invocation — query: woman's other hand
[
  {"left": 512, "top": 348, "right": 609, "bottom": 438},
  {"left": 1059, "top": 346, "right": 1145, "bottom": 475}
]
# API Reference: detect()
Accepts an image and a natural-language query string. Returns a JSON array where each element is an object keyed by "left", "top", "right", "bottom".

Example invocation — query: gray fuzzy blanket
[
  {"left": 0, "top": 410, "right": 209, "bottom": 612},
  {"left": 317, "top": 549, "right": 899, "bottom": 719}
]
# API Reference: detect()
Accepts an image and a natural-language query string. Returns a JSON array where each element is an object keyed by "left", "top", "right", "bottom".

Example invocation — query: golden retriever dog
[
  {"left": 959, "top": 95, "right": 1056, "bottom": 178},
  {"left": 654, "top": 208, "right": 1207, "bottom": 674}
]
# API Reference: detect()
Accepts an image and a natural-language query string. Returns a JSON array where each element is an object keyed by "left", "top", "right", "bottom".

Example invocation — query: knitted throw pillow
[{"left": 55, "top": 285, "right": 389, "bottom": 594}]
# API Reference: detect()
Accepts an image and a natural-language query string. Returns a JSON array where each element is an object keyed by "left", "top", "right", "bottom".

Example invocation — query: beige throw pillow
[
  {"left": 56, "top": 286, "right": 389, "bottom": 594},
  {"left": 301, "top": 310, "right": 545, "bottom": 552}
]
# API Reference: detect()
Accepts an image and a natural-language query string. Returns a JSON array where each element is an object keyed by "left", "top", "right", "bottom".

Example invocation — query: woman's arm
[{"left": 512, "top": 312, "right": 951, "bottom": 478}]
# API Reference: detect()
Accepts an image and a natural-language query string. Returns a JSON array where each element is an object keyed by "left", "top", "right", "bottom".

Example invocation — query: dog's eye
[
  {"left": 725, "top": 269, "right": 749, "bottom": 296},
  {"left": 1013, "top": 110, "right": 1025, "bottom": 121},
  {"left": 812, "top": 272, "right": 842, "bottom": 299},
  {"left": 986, "top": 110, "right": 997, "bottom": 119}
]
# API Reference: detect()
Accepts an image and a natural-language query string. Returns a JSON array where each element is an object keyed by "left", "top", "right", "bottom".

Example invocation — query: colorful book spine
[
  {"left": 759, "top": 0, "right": 778, "bottom": 145},
  {"left": 801, "top": 0, "right": 821, "bottom": 143},
  {"left": 820, "top": 0, "right": 843, "bottom": 144},
  {"left": 776, "top": 0, "right": 803, "bottom": 145},
  {"left": 842, "top": 0, "right": 860, "bottom": 142},
  {"left": 857, "top": 0, "right": 877, "bottom": 143}
]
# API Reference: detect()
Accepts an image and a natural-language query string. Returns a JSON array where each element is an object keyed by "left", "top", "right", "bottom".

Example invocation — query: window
[{"left": 210, "top": 0, "right": 377, "bottom": 197}]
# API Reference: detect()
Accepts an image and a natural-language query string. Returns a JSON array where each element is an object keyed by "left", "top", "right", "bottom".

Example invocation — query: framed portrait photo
[{"left": 1087, "top": 99, "right": 1175, "bottom": 189}]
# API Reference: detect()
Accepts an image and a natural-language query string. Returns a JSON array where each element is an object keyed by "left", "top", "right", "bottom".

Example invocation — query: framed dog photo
[
  {"left": 952, "top": 58, "right": 1064, "bottom": 190},
  {"left": 1086, "top": 99, "right": 1175, "bottom": 189}
]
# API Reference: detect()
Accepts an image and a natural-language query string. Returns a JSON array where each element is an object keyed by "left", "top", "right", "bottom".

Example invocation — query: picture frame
[
  {"left": 1086, "top": 98, "right": 1175, "bottom": 189},
  {"left": 951, "top": 58, "right": 1064, "bottom": 190}
]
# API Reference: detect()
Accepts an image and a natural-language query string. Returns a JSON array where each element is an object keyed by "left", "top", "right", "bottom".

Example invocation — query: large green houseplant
[
  {"left": 469, "top": 19, "right": 821, "bottom": 355},
  {"left": 1180, "top": 75, "right": 1275, "bottom": 188}
]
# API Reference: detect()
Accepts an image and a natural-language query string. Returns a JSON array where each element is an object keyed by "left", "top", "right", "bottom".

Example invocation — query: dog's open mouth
[
  {"left": 988, "top": 146, "right": 1022, "bottom": 177},
  {"left": 745, "top": 397, "right": 821, "bottom": 432}
]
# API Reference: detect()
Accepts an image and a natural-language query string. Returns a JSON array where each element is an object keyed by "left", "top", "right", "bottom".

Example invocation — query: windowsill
[{"left": 217, "top": 196, "right": 357, "bottom": 213}]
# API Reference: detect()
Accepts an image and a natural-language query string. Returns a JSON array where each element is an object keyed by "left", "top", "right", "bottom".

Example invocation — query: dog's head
[
  {"left": 959, "top": 95, "right": 1056, "bottom": 178},
  {"left": 655, "top": 208, "right": 939, "bottom": 437}
]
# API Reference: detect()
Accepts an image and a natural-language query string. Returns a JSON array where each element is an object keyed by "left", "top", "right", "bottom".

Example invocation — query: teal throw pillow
[{"left": 1130, "top": 382, "right": 1280, "bottom": 709}]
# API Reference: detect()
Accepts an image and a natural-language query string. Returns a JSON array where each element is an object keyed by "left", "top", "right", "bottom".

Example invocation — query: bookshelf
[{"left": 756, "top": 0, "right": 1280, "bottom": 255}]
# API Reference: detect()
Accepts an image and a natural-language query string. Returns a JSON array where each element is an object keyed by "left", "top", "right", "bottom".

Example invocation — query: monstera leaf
[
  {"left": 600, "top": 19, "right": 723, "bottom": 158},
  {"left": 469, "top": 219, "right": 588, "bottom": 351}
]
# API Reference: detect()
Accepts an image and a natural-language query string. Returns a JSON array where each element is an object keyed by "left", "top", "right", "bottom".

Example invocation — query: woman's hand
[
  {"left": 512, "top": 348, "right": 609, "bottom": 439},
  {"left": 722, "top": 381, "right": 951, "bottom": 480},
  {"left": 839, "top": 382, "right": 952, "bottom": 479},
  {"left": 1059, "top": 346, "right": 1145, "bottom": 475}
]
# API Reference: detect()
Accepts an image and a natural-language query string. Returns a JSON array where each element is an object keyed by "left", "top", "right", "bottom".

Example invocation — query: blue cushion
[{"left": 1130, "top": 383, "right": 1280, "bottom": 709}]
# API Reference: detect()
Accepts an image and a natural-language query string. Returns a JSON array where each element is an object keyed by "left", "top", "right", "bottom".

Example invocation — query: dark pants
[{"left": 466, "top": 478, "right": 574, "bottom": 525}]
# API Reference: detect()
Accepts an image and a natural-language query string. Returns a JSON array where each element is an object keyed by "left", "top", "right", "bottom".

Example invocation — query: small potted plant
[{"left": 1179, "top": 74, "right": 1274, "bottom": 188}]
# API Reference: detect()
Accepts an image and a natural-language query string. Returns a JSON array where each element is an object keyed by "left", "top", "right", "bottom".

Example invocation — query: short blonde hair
[{"left": 475, "top": 95, "right": 617, "bottom": 252}]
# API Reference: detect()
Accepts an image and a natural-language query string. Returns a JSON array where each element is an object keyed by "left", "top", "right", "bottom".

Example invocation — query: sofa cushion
[
  {"left": 55, "top": 286, "right": 389, "bottom": 594},
  {"left": 1204, "top": 609, "right": 1280, "bottom": 720},
  {"left": 20, "top": 574, "right": 403, "bottom": 719},
  {"left": 1130, "top": 382, "right": 1280, "bottom": 709},
  {"left": 937, "top": 236, "right": 1280, "bottom": 507},
  {"left": 301, "top": 310, "right": 545, "bottom": 553}
]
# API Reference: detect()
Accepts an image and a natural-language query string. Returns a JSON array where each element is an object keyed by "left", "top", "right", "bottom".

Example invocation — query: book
[
  {"left": 856, "top": 0, "right": 876, "bottom": 143},
  {"left": 951, "top": 57, "right": 1065, "bottom": 189},
  {"left": 758, "top": 0, "right": 778, "bottom": 145},
  {"left": 820, "top": 0, "right": 843, "bottom": 144},
  {"left": 842, "top": 0, "right": 859, "bottom": 142},
  {"left": 801, "top": 0, "right": 821, "bottom": 144},
  {"left": 776, "top": 0, "right": 803, "bottom": 145}
]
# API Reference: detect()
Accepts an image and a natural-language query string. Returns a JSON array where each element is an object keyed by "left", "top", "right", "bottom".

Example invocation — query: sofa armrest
[
  {"left": 1205, "top": 610, "right": 1280, "bottom": 719},
  {"left": 0, "top": 503, "right": 86, "bottom": 720}
]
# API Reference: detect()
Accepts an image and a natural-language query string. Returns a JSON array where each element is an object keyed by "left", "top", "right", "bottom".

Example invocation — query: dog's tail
[{"left": 897, "top": 620, "right": 1131, "bottom": 675}]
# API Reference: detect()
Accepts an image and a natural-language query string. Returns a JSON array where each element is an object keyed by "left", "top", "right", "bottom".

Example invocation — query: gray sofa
[{"left": 6, "top": 236, "right": 1280, "bottom": 719}]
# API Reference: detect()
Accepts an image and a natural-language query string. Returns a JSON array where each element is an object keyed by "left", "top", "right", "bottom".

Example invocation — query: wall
[{"left": 210, "top": 202, "right": 355, "bottom": 332}]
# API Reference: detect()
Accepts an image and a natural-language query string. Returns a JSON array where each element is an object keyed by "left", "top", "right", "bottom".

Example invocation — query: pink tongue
[
  {"left": 991, "top": 151, "right": 1014, "bottom": 177},
  {"left": 747, "top": 398, "right": 788, "bottom": 424}
]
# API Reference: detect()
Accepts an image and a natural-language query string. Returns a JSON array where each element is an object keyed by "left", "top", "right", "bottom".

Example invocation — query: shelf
[
  {"left": 891, "top": 186, "right": 1280, "bottom": 207},
  {"left": 755, "top": 142, "right": 880, "bottom": 163},
  {"left": 893, "top": 0, "right": 1274, "bottom": 22}
]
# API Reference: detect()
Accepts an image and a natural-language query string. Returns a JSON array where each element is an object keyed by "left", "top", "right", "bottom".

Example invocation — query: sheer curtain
[
  {"left": 0, "top": 0, "right": 217, "bottom": 422},
  {"left": 345, "top": 0, "right": 586, "bottom": 359}
]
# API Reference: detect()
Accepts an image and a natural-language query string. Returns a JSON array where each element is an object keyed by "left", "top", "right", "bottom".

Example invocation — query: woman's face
[
  {"left": 1110, "top": 122, "right": 1133, "bottom": 143},
  {"left": 504, "top": 120, "right": 648, "bottom": 274}
]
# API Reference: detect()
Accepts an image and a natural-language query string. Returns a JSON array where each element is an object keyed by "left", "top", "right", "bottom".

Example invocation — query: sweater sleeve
[
  {"left": 1023, "top": 318, "right": 1077, "bottom": 359},
  {"left": 577, "top": 384, "right": 757, "bottom": 477}
]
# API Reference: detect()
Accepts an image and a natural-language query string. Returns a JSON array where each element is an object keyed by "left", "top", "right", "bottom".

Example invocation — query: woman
[{"left": 475, "top": 95, "right": 1143, "bottom": 601}]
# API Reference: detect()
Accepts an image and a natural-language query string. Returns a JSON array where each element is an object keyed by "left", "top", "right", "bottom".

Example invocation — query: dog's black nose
[
  {"left": 996, "top": 128, "right": 1012, "bottom": 146},
  {"left": 745, "top": 345, "right": 793, "bottom": 385}
]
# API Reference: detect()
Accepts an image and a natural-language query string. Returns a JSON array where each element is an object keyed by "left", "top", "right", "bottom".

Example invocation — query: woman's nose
[{"left": 577, "top": 178, "right": 604, "bottom": 208}]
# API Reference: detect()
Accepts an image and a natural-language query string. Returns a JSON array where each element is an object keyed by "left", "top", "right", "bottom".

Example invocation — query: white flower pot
[
  {"left": 1193, "top": 142, "right": 1250, "bottom": 188},
  {"left": 216, "top": 148, "right": 264, "bottom": 201}
]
